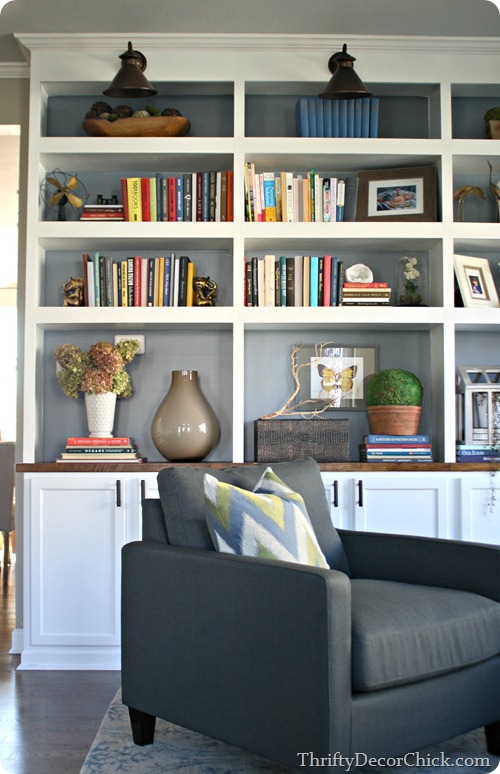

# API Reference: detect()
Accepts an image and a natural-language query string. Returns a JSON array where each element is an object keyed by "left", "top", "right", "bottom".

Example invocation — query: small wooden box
[{"left": 254, "top": 419, "right": 349, "bottom": 463}]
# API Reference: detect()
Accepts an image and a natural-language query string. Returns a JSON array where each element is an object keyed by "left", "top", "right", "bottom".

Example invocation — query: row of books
[
  {"left": 244, "top": 255, "right": 390, "bottom": 308},
  {"left": 295, "top": 96, "right": 380, "bottom": 138},
  {"left": 244, "top": 164, "right": 357, "bottom": 223},
  {"left": 56, "top": 436, "right": 144, "bottom": 463},
  {"left": 81, "top": 252, "right": 202, "bottom": 308},
  {"left": 114, "top": 172, "right": 234, "bottom": 223},
  {"left": 456, "top": 443, "right": 500, "bottom": 462},
  {"left": 359, "top": 434, "right": 433, "bottom": 463}
]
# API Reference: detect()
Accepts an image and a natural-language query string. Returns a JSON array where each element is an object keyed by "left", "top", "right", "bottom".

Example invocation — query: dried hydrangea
[
  {"left": 81, "top": 367, "right": 114, "bottom": 395},
  {"left": 54, "top": 339, "right": 140, "bottom": 399},
  {"left": 112, "top": 370, "right": 133, "bottom": 399},
  {"left": 54, "top": 344, "right": 91, "bottom": 399},
  {"left": 88, "top": 341, "right": 123, "bottom": 374},
  {"left": 115, "top": 338, "right": 140, "bottom": 364}
]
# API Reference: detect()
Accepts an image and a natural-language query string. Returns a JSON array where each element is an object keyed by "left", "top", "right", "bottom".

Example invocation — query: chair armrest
[
  {"left": 339, "top": 529, "right": 500, "bottom": 602},
  {"left": 141, "top": 498, "right": 168, "bottom": 543},
  {"left": 121, "top": 541, "right": 352, "bottom": 766}
]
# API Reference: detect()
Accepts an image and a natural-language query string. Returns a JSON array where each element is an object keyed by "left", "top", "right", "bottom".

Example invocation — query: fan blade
[
  {"left": 66, "top": 176, "right": 79, "bottom": 190},
  {"left": 49, "top": 191, "right": 64, "bottom": 206},
  {"left": 47, "top": 177, "right": 62, "bottom": 189},
  {"left": 66, "top": 192, "right": 83, "bottom": 208}
]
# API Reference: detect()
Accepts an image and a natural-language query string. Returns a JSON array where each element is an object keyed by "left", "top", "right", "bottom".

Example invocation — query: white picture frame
[{"left": 454, "top": 254, "right": 499, "bottom": 309}]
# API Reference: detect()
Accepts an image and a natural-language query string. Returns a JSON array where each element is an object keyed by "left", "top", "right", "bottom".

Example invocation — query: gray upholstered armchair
[{"left": 121, "top": 457, "right": 500, "bottom": 772}]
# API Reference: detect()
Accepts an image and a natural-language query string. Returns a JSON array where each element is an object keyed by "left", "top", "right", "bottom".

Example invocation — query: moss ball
[
  {"left": 366, "top": 369, "right": 423, "bottom": 406},
  {"left": 484, "top": 108, "right": 500, "bottom": 122}
]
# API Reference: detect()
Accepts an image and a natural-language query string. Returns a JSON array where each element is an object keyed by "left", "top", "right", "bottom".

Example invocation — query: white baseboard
[
  {"left": 9, "top": 627, "right": 23, "bottom": 654},
  {"left": 17, "top": 646, "right": 121, "bottom": 670}
]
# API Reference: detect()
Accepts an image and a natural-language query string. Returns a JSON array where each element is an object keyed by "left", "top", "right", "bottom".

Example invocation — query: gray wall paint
[{"left": 1, "top": 0, "right": 499, "bottom": 63}]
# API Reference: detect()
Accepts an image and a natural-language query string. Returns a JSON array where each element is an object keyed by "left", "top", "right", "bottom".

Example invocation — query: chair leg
[
  {"left": 485, "top": 721, "right": 500, "bottom": 755},
  {"left": 128, "top": 706, "right": 156, "bottom": 746}
]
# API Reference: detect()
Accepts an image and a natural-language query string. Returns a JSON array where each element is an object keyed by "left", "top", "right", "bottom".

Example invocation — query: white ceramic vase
[{"left": 84, "top": 392, "right": 117, "bottom": 438}]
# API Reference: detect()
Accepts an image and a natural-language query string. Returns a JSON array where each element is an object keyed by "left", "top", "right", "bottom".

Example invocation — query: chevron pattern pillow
[{"left": 204, "top": 467, "right": 329, "bottom": 568}]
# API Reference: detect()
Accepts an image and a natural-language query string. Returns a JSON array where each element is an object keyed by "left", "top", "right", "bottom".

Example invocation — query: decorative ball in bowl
[{"left": 82, "top": 102, "right": 191, "bottom": 137}]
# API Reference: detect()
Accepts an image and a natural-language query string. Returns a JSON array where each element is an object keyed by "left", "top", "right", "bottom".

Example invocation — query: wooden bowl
[{"left": 82, "top": 116, "right": 191, "bottom": 138}]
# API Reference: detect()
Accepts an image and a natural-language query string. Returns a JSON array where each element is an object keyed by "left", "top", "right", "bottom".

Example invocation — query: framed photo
[
  {"left": 296, "top": 343, "right": 379, "bottom": 411},
  {"left": 356, "top": 166, "right": 437, "bottom": 222},
  {"left": 454, "top": 254, "right": 499, "bottom": 308}
]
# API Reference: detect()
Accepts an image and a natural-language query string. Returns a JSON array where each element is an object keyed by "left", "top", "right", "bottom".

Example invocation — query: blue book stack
[
  {"left": 456, "top": 443, "right": 500, "bottom": 462},
  {"left": 295, "top": 96, "right": 379, "bottom": 138}
]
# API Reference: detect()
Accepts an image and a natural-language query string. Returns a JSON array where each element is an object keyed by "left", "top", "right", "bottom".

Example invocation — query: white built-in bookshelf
[
  {"left": 15, "top": 32, "right": 500, "bottom": 670},
  {"left": 16, "top": 33, "right": 500, "bottom": 465}
]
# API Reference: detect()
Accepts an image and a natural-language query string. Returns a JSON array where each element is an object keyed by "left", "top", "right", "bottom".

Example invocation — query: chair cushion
[
  {"left": 156, "top": 457, "right": 350, "bottom": 574},
  {"left": 351, "top": 579, "right": 500, "bottom": 692},
  {"left": 204, "top": 467, "right": 329, "bottom": 568}
]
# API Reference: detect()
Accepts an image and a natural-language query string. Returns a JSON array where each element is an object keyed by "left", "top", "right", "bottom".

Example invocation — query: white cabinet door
[
  {"left": 140, "top": 474, "right": 160, "bottom": 501},
  {"left": 125, "top": 474, "right": 160, "bottom": 541},
  {"left": 353, "top": 475, "right": 451, "bottom": 538},
  {"left": 458, "top": 474, "right": 500, "bottom": 545},
  {"left": 24, "top": 477, "right": 126, "bottom": 666},
  {"left": 321, "top": 473, "right": 353, "bottom": 530}
]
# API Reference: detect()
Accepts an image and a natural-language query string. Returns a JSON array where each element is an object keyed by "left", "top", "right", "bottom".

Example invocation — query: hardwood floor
[{"left": 0, "top": 558, "right": 121, "bottom": 774}]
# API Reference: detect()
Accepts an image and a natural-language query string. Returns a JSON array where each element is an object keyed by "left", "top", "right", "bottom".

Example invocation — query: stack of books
[
  {"left": 359, "top": 434, "right": 433, "bottom": 462},
  {"left": 80, "top": 204, "right": 124, "bottom": 221},
  {"left": 341, "top": 282, "right": 392, "bottom": 306},
  {"left": 456, "top": 443, "right": 500, "bottom": 462},
  {"left": 295, "top": 96, "right": 379, "bottom": 138},
  {"left": 56, "top": 436, "right": 143, "bottom": 463}
]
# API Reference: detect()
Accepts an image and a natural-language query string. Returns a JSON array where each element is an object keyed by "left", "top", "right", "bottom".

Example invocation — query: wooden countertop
[{"left": 17, "top": 461, "right": 500, "bottom": 473}]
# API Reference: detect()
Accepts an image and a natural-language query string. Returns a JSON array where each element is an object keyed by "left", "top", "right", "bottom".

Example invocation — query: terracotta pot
[
  {"left": 367, "top": 405, "right": 422, "bottom": 436},
  {"left": 485, "top": 120, "right": 500, "bottom": 139}
]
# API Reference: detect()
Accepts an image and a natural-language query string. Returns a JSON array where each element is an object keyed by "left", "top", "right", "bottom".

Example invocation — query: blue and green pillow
[{"left": 204, "top": 466, "right": 329, "bottom": 569}]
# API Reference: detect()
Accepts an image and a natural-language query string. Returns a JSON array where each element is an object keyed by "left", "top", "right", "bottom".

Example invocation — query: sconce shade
[
  {"left": 319, "top": 43, "right": 372, "bottom": 100},
  {"left": 103, "top": 41, "right": 158, "bottom": 98}
]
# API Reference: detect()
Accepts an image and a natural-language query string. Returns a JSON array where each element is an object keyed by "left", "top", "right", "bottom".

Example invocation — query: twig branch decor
[{"left": 260, "top": 342, "right": 338, "bottom": 419}]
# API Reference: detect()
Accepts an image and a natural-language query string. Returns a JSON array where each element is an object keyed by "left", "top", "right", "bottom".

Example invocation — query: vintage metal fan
[{"left": 40, "top": 169, "right": 88, "bottom": 221}]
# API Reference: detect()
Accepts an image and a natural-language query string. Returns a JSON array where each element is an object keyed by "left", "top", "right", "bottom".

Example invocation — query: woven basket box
[{"left": 254, "top": 419, "right": 349, "bottom": 463}]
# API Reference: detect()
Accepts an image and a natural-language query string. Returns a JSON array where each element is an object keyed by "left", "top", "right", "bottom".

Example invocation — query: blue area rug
[{"left": 80, "top": 690, "right": 500, "bottom": 773}]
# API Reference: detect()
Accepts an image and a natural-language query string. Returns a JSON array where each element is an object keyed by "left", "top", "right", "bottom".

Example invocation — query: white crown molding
[
  {"left": 0, "top": 61, "right": 29, "bottom": 78},
  {"left": 14, "top": 32, "right": 500, "bottom": 59}
]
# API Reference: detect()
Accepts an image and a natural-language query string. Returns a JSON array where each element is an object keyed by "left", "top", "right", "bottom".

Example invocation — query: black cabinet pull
[
  {"left": 141, "top": 479, "right": 146, "bottom": 502},
  {"left": 357, "top": 480, "right": 363, "bottom": 507},
  {"left": 116, "top": 480, "right": 122, "bottom": 508},
  {"left": 332, "top": 480, "right": 339, "bottom": 508}
]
